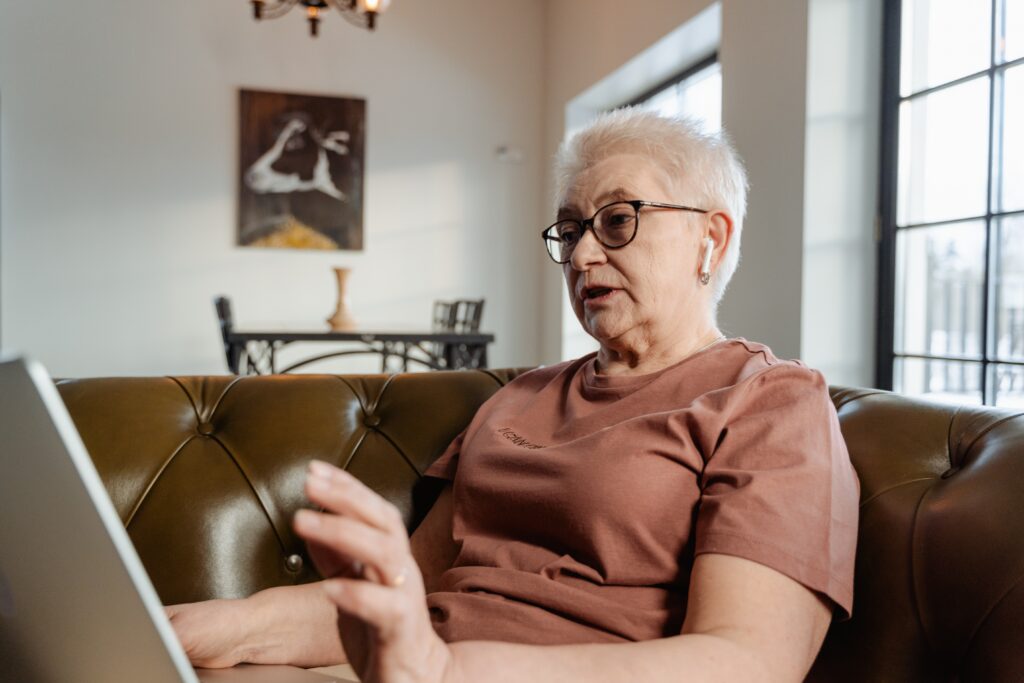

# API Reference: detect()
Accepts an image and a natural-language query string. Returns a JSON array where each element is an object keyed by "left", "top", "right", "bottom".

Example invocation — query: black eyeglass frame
[{"left": 541, "top": 199, "right": 709, "bottom": 264}]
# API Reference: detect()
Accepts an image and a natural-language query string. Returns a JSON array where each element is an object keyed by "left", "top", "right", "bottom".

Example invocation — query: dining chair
[{"left": 431, "top": 299, "right": 485, "bottom": 369}]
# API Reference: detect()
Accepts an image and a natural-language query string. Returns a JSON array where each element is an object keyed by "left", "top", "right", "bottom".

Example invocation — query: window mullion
[
  {"left": 876, "top": 0, "right": 903, "bottom": 391},
  {"left": 981, "top": 0, "right": 1001, "bottom": 404}
]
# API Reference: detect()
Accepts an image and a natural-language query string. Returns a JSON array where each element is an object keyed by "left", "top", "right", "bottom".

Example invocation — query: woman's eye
[
  {"left": 557, "top": 225, "right": 580, "bottom": 243},
  {"left": 605, "top": 212, "right": 633, "bottom": 229}
]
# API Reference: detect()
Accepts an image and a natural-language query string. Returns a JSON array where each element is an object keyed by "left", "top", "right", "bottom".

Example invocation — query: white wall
[
  {"left": 1, "top": 0, "right": 882, "bottom": 383},
  {"left": 0, "top": 0, "right": 545, "bottom": 376},
  {"left": 541, "top": 0, "right": 881, "bottom": 386},
  {"left": 801, "top": 0, "right": 881, "bottom": 386}
]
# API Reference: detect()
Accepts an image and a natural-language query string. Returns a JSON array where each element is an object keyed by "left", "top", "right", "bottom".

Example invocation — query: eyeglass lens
[{"left": 545, "top": 202, "right": 638, "bottom": 263}]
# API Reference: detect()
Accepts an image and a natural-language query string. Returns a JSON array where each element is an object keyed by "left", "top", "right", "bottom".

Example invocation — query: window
[
  {"left": 879, "top": 0, "right": 1024, "bottom": 407},
  {"left": 627, "top": 54, "right": 722, "bottom": 134}
]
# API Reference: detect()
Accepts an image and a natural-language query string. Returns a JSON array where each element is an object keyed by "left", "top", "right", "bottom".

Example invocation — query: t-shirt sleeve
[
  {"left": 694, "top": 363, "right": 860, "bottom": 620},
  {"left": 424, "top": 429, "right": 466, "bottom": 481}
]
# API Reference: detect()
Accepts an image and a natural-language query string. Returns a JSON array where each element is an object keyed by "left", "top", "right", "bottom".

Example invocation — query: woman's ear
[{"left": 705, "top": 210, "right": 734, "bottom": 271}]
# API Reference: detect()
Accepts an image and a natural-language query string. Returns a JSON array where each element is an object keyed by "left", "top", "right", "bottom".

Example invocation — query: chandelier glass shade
[{"left": 250, "top": 0, "right": 391, "bottom": 37}]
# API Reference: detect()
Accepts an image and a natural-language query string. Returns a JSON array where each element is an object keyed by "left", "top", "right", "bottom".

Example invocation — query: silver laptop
[{"left": 0, "top": 356, "right": 343, "bottom": 682}]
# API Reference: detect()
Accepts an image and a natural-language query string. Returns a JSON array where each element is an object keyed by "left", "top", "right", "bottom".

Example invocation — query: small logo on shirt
[{"left": 496, "top": 427, "right": 544, "bottom": 450}]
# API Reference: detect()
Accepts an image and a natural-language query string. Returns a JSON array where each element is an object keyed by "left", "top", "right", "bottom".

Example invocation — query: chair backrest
[
  {"left": 213, "top": 296, "right": 240, "bottom": 374},
  {"left": 453, "top": 299, "right": 484, "bottom": 333},
  {"left": 430, "top": 299, "right": 486, "bottom": 369},
  {"left": 432, "top": 299, "right": 485, "bottom": 334},
  {"left": 431, "top": 301, "right": 458, "bottom": 333}
]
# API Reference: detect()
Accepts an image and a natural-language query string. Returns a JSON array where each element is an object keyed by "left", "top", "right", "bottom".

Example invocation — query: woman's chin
[{"left": 583, "top": 319, "right": 626, "bottom": 347}]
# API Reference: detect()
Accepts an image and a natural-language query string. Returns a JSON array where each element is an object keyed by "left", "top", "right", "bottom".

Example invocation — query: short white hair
[{"left": 554, "top": 108, "right": 749, "bottom": 303}]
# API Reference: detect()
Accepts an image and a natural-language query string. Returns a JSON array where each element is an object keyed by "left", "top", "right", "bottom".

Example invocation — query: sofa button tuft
[
  {"left": 197, "top": 422, "right": 215, "bottom": 436},
  {"left": 364, "top": 414, "right": 381, "bottom": 428},
  {"left": 285, "top": 554, "right": 304, "bottom": 572}
]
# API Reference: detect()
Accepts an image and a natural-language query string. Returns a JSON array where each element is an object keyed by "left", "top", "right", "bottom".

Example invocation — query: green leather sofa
[{"left": 54, "top": 370, "right": 1024, "bottom": 681}]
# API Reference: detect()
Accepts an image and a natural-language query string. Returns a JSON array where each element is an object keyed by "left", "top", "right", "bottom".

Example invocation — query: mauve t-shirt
[{"left": 424, "top": 338, "right": 859, "bottom": 645}]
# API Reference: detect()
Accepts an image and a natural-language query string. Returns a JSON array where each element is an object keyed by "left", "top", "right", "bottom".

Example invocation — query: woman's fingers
[
  {"left": 297, "top": 464, "right": 450, "bottom": 683},
  {"left": 305, "top": 537, "right": 364, "bottom": 580},
  {"left": 297, "top": 461, "right": 415, "bottom": 589},
  {"left": 305, "top": 460, "right": 407, "bottom": 536},
  {"left": 294, "top": 509, "right": 412, "bottom": 588}
]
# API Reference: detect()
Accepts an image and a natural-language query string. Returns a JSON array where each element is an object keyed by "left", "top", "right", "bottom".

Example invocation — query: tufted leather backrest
[
  {"left": 807, "top": 388, "right": 1024, "bottom": 683},
  {"left": 55, "top": 370, "right": 524, "bottom": 605},
  {"left": 55, "top": 375, "right": 1023, "bottom": 681}
]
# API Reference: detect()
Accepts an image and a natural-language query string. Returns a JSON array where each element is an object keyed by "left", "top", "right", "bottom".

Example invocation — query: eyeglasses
[{"left": 541, "top": 200, "right": 708, "bottom": 264}]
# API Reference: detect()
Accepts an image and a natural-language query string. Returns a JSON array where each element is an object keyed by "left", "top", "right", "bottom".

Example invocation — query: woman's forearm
[
  {"left": 447, "top": 633, "right": 767, "bottom": 683},
  {"left": 242, "top": 582, "right": 347, "bottom": 668}
]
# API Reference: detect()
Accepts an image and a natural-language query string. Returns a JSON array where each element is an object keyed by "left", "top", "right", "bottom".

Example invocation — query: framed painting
[{"left": 238, "top": 89, "right": 365, "bottom": 250}]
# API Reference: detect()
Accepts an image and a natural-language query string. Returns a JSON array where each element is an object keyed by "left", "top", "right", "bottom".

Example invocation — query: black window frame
[{"left": 876, "top": 0, "right": 1024, "bottom": 404}]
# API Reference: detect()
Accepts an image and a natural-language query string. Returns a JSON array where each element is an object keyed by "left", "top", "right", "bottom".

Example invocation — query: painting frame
[{"left": 237, "top": 88, "right": 365, "bottom": 251}]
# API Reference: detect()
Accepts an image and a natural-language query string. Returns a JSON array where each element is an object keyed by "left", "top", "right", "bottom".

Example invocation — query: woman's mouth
[{"left": 583, "top": 287, "right": 615, "bottom": 304}]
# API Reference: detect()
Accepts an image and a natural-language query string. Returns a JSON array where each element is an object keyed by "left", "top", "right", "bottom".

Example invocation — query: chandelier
[{"left": 250, "top": 0, "right": 391, "bottom": 37}]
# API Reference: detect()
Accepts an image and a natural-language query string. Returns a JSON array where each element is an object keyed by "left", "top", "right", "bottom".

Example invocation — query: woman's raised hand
[{"left": 294, "top": 460, "right": 455, "bottom": 683}]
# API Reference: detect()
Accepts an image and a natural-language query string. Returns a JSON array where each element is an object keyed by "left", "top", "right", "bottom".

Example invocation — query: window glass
[
  {"left": 894, "top": 357, "right": 983, "bottom": 404},
  {"left": 885, "top": 0, "right": 1023, "bottom": 407},
  {"left": 993, "top": 216, "right": 1024, "bottom": 361},
  {"left": 991, "top": 364, "right": 1024, "bottom": 407},
  {"left": 901, "top": 0, "right": 992, "bottom": 96},
  {"left": 996, "top": 64, "right": 1024, "bottom": 212},
  {"left": 635, "top": 62, "right": 721, "bottom": 134},
  {"left": 1001, "top": 0, "right": 1024, "bottom": 62},
  {"left": 895, "top": 222, "right": 986, "bottom": 357},
  {"left": 897, "top": 76, "right": 990, "bottom": 225}
]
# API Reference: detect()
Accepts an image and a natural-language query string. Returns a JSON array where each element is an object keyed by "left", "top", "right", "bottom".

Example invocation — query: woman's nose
[{"left": 569, "top": 229, "right": 607, "bottom": 270}]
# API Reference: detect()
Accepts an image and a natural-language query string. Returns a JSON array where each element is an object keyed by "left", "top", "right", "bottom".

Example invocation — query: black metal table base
[{"left": 231, "top": 335, "right": 490, "bottom": 375}]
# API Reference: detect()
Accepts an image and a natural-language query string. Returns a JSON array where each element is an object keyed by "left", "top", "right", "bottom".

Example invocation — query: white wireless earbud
[{"left": 699, "top": 237, "right": 715, "bottom": 285}]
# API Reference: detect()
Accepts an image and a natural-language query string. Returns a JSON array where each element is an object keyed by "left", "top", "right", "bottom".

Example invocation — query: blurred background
[{"left": 0, "top": 0, "right": 1019, "bottom": 407}]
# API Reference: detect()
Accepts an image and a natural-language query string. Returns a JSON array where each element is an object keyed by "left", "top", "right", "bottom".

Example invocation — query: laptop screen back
[{"left": 0, "top": 357, "right": 198, "bottom": 683}]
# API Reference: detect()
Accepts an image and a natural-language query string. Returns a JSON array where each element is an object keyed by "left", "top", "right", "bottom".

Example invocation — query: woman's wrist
[
  {"left": 227, "top": 594, "right": 278, "bottom": 664},
  {"left": 242, "top": 582, "right": 347, "bottom": 667},
  {"left": 434, "top": 636, "right": 461, "bottom": 683},
  {"left": 241, "top": 587, "right": 310, "bottom": 664}
]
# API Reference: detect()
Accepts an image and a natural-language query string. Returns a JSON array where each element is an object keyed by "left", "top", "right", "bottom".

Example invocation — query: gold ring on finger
[{"left": 390, "top": 568, "right": 408, "bottom": 588}]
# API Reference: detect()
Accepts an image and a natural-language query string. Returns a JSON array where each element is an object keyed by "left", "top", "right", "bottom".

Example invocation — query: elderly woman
[{"left": 168, "top": 109, "right": 859, "bottom": 682}]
